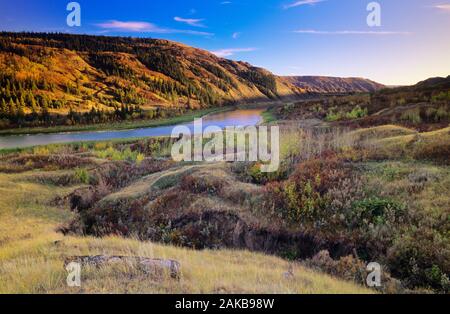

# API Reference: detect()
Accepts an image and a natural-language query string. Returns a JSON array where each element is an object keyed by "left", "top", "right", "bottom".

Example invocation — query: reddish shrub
[
  {"left": 180, "top": 175, "right": 223, "bottom": 195},
  {"left": 264, "top": 155, "right": 351, "bottom": 223}
]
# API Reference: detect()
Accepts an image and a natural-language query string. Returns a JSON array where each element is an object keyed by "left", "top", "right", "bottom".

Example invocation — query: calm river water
[{"left": 0, "top": 109, "right": 264, "bottom": 149}]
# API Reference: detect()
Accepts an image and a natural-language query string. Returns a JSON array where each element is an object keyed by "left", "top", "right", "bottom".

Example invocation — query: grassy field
[{"left": 0, "top": 169, "right": 371, "bottom": 294}]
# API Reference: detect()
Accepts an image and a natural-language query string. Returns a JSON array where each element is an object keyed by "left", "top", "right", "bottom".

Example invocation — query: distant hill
[
  {"left": 373, "top": 75, "right": 450, "bottom": 98},
  {"left": 414, "top": 75, "right": 450, "bottom": 90},
  {"left": 0, "top": 32, "right": 391, "bottom": 130},
  {"left": 282, "top": 76, "right": 385, "bottom": 94},
  {"left": 0, "top": 32, "right": 303, "bottom": 119}
]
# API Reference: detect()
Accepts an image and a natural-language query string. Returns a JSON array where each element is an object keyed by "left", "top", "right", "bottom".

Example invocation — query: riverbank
[
  {"left": 0, "top": 107, "right": 233, "bottom": 136},
  {"left": 0, "top": 107, "right": 268, "bottom": 150}
]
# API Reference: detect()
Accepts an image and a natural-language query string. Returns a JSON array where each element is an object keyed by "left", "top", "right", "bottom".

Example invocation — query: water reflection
[{"left": 0, "top": 109, "right": 264, "bottom": 149}]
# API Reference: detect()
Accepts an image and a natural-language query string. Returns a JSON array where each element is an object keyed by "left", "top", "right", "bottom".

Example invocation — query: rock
[{"left": 64, "top": 256, "right": 181, "bottom": 279}]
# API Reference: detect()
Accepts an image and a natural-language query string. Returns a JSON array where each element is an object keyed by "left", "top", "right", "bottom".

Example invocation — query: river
[{"left": 0, "top": 108, "right": 264, "bottom": 149}]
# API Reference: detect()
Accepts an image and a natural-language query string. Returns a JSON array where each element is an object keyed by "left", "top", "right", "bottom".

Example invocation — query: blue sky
[{"left": 0, "top": 0, "right": 449, "bottom": 85}]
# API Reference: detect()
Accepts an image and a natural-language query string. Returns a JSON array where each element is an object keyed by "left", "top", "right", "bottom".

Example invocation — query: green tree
[
  {"left": 0, "top": 98, "right": 7, "bottom": 117},
  {"left": 8, "top": 98, "right": 16, "bottom": 117}
]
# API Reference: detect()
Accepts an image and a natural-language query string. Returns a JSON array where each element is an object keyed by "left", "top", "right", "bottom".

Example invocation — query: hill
[
  {"left": 415, "top": 75, "right": 450, "bottom": 90},
  {"left": 0, "top": 33, "right": 302, "bottom": 121},
  {"left": 0, "top": 32, "right": 390, "bottom": 130},
  {"left": 282, "top": 76, "right": 385, "bottom": 94},
  {"left": 274, "top": 75, "right": 450, "bottom": 131}
]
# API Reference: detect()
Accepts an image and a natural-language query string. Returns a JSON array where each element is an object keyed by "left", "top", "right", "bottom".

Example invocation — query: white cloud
[
  {"left": 232, "top": 32, "right": 241, "bottom": 39},
  {"left": 96, "top": 20, "right": 213, "bottom": 36},
  {"left": 284, "top": 0, "right": 325, "bottom": 9},
  {"left": 96, "top": 21, "right": 163, "bottom": 32},
  {"left": 434, "top": 4, "right": 450, "bottom": 11},
  {"left": 294, "top": 29, "right": 412, "bottom": 35},
  {"left": 174, "top": 17, "right": 205, "bottom": 27},
  {"left": 211, "top": 48, "right": 256, "bottom": 57}
]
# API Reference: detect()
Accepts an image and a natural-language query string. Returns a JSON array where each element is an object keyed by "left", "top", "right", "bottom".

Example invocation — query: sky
[{"left": 0, "top": 0, "right": 449, "bottom": 85}]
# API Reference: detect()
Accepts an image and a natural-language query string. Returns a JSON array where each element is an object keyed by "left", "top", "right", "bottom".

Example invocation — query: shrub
[
  {"left": 95, "top": 147, "right": 141, "bottom": 163},
  {"left": 264, "top": 156, "right": 351, "bottom": 224},
  {"left": 397, "top": 98, "right": 406, "bottom": 105},
  {"left": 350, "top": 197, "right": 406, "bottom": 226},
  {"left": 434, "top": 106, "right": 449, "bottom": 122},
  {"left": 431, "top": 91, "right": 450, "bottom": 102},
  {"left": 400, "top": 109, "right": 422, "bottom": 124},
  {"left": 387, "top": 228, "right": 450, "bottom": 292},
  {"left": 325, "top": 110, "right": 343, "bottom": 122},
  {"left": 32, "top": 146, "right": 50, "bottom": 155},
  {"left": 325, "top": 106, "right": 367, "bottom": 122},
  {"left": 345, "top": 105, "right": 368, "bottom": 120},
  {"left": 231, "top": 162, "right": 288, "bottom": 185},
  {"left": 93, "top": 142, "right": 112, "bottom": 151},
  {"left": 326, "top": 175, "right": 366, "bottom": 216},
  {"left": 425, "top": 106, "right": 449, "bottom": 123},
  {"left": 412, "top": 141, "right": 450, "bottom": 165},
  {"left": 304, "top": 251, "right": 366, "bottom": 284},
  {"left": 181, "top": 175, "right": 223, "bottom": 195},
  {"left": 136, "top": 153, "right": 145, "bottom": 165},
  {"left": 74, "top": 168, "right": 90, "bottom": 184},
  {"left": 249, "top": 162, "right": 288, "bottom": 184}
]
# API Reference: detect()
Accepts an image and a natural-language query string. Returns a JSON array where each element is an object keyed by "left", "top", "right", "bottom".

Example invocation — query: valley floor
[{"left": 0, "top": 104, "right": 449, "bottom": 294}]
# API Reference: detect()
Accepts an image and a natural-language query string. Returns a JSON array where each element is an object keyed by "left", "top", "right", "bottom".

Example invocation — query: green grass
[{"left": 261, "top": 108, "right": 278, "bottom": 124}]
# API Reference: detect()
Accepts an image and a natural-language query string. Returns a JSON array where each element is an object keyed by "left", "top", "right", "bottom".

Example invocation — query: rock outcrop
[{"left": 65, "top": 256, "right": 181, "bottom": 279}]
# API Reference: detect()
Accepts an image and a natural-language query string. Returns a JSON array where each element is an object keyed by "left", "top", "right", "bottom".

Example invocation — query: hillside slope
[
  {"left": 282, "top": 76, "right": 385, "bottom": 93},
  {"left": 0, "top": 32, "right": 302, "bottom": 118}
]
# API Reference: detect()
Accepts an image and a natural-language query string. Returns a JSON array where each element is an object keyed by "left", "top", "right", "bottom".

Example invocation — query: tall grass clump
[
  {"left": 95, "top": 147, "right": 141, "bottom": 163},
  {"left": 74, "top": 168, "right": 90, "bottom": 184},
  {"left": 400, "top": 109, "right": 422, "bottom": 124},
  {"left": 325, "top": 106, "right": 368, "bottom": 122}
]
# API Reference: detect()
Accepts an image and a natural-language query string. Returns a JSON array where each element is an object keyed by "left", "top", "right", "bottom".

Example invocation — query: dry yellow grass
[
  {"left": 0, "top": 170, "right": 372, "bottom": 294},
  {"left": 370, "top": 126, "right": 450, "bottom": 159},
  {"left": 349, "top": 125, "right": 417, "bottom": 142}
]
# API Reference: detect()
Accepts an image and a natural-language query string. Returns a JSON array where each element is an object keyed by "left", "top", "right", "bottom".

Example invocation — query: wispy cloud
[
  {"left": 174, "top": 16, "right": 205, "bottom": 27},
  {"left": 232, "top": 32, "right": 241, "bottom": 39},
  {"left": 221, "top": 1, "right": 232, "bottom": 4},
  {"left": 96, "top": 21, "right": 163, "bottom": 32},
  {"left": 96, "top": 20, "right": 213, "bottom": 36},
  {"left": 294, "top": 29, "right": 412, "bottom": 35},
  {"left": 434, "top": 3, "right": 450, "bottom": 11},
  {"left": 211, "top": 48, "right": 256, "bottom": 57},
  {"left": 284, "top": 0, "right": 325, "bottom": 9}
]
